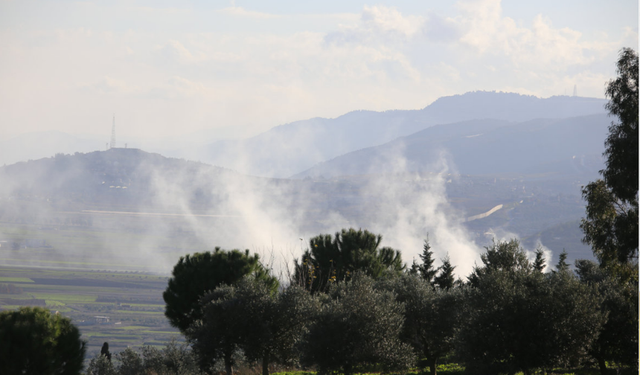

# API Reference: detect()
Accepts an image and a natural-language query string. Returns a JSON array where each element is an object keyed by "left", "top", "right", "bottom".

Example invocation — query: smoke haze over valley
[
  {"left": 0, "top": 92, "right": 610, "bottom": 279},
  {"left": 0, "top": 0, "right": 636, "bottom": 279}
]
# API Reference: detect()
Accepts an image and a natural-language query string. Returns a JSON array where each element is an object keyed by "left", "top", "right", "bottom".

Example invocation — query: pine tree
[
  {"left": 554, "top": 250, "right": 570, "bottom": 274},
  {"left": 418, "top": 239, "right": 438, "bottom": 285},
  {"left": 533, "top": 248, "right": 546, "bottom": 273},
  {"left": 433, "top": 255, "right": 456, "bottom": 290}
]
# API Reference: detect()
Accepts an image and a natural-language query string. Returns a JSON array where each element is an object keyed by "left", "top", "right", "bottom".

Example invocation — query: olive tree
[
  {"left": 240, "top": 284, "right": 319, "bottom": 375},
  {"left": 459, "top": 241, "right": 605, "bottom": 374},
  {"left": 187, "top": 283, "right": 245, "bottom": 375},
  {"left": 376, "top": 274, "right": 465, "bottom": 375},
  {"left": 189, "top": 277, "right": 316, "bottom": 375},
  {"left": 301, "top": 273, "right": 415, "bottom": 375},
  {"left": 576, "top": 259, "right": 639, "bottom": 374}
]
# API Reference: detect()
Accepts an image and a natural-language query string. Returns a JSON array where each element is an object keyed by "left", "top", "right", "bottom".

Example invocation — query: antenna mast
[{"left": 110, "top": 114, "right": 116, "bottom": 149}]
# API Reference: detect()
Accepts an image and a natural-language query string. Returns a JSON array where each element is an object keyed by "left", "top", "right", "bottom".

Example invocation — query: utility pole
[
  {"left": 110, "top": 114, "right": 116, "bottom": 149},
  {"left": 109, "top": 113, "right": 116, "bottom": 148},
  {"left": 110, "top": 113, "right": 116, "bottom": 148}
]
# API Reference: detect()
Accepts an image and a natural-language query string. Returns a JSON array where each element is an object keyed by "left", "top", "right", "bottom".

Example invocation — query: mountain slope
[
  {"left": 0, "top": 148, "right": 237, "bottom": 212},
  {"left": 195, "top": 92, "right": 607, "bottom": 177},
  {"left": 294, "top": 114, "right": 609, "bottom": 179}
]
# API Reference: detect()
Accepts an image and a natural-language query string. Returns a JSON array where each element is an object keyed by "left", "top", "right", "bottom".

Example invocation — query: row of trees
[
  {"left": 2, "top": 236, "right": 635, "bottom": 375},
  {"left": 159, "top": 236, "right": 637, "bottom": 375}
]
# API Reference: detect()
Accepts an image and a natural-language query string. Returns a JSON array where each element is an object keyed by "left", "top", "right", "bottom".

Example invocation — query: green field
[
  {"left": 0, "top": 265, "right": 179, "bottom": 357},
  {"left": 0, "top": 276, "right": 33, "bottom": 282}
]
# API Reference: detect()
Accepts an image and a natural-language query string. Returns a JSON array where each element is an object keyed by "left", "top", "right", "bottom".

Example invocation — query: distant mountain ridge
[
  {"left": 195, "top": 92, "right": 607, "bottom": 177},
  {"left": 0, "top": 92, "right": 608, "bottom": 177},
  {"left": 294, "top": 114, "right": 609, "bottom": 179}
]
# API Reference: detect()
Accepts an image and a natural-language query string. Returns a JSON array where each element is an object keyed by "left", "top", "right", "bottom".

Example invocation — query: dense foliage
[
  {"left": 409, "top": 239, "right": 438, "bottom": 285},
  {"left": 459, "top": 241, "right": 605, "bottom": 375},
  {"left": 163, "top": 247, "right": 278, "bottom": 332},
  {"left": 301, "top": 273, "right": 415, "bottom": 375},
  {"left": 188, "top": 278, "right": 317, "bottom": 375},
  {"left": 293, "top": 228, "right": 404, "bottom": 292},
  {"left": 376, "top": 274, "right": 465, "bottom": 375},
  {"left": 575, "top": 260, "right": 639, "bottom": 373},
  {"left": 85, "top": 340, "right": 202, "bottom": 375},
  {"left": 578, "top": 47, "right": 639, "bottom": 375},
  {"left": 0, "top": 307, "right": 86, "bottom": 375},
  {"left": 581, "top": 48, "right": 638, "bottom": 275}
]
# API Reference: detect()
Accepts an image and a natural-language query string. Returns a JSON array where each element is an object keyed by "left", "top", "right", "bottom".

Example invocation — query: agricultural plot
[{"left": 0, "top": 265, "right": 180, "bottom": 357}]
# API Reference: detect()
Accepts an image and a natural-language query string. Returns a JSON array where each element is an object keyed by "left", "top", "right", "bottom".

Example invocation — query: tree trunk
[
  {"left": 598, "top": 356, "right": 608, "bottom": 375},
  {"left": 428, "top": 356, "right": 437, "bottom": 375},
  {"left": 344, "top": 363, "right": 353, "bottom": 375},
  {"left": 224, "top": 351, "right": 234, "bottom": 375},
  {"left": 262, "top": 354, "right": 269, "bottom": 375}
]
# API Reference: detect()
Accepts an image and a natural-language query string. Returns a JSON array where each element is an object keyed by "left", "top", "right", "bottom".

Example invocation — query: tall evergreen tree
[
  {"left": 581, "top": 47, "right": 638, "bottom": 278},
  {"left": 554, "top": 250, "right": 570, "bottom": 274},
  {"left": 533, "top": 247, "right": 546, "bottom": 273},
  {"left": 417, "top": 239, "right": 438, "bottom": 285},
  {"left": 433, "top": 255, "right": 456, "bottom": 290}
]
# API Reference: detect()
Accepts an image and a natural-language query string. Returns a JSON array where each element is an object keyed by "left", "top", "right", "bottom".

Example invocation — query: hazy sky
[{"left": 0, "top": 0, "right": 637, "bottom": 139}]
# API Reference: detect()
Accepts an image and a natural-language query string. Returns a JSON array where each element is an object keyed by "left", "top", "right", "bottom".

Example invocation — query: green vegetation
[
  {"left": 302, "top": 273, "right": 414, "bottom": 375},
  {"left": 581, "top": 47, "right": 638, "bottom": 278},
  {"left": 579, "top": 47, "right": 639, "bottom": 374},
  {"left": 376, "top": 274, "right": 464, "bottom": 375},
  {"left": 459, "top": 240, "right": 605, "bottom": 374},
  {"left": 163, "top": 247, "right": 278, "bottom": 333},
  {"left": 0, "top": 307, "right": 86, "bottom": 375},
  {"left": 0, "top": 277, "right": 34, "bottom": 282},
  {"left": 190, "top": 278, "right": 317, "bottom": 375},
  {"left": 0, "top": 266, "right": 177, "bottom": 357},
  {"left": 293, "top": 228, "right": 404, "bottom": 293}
]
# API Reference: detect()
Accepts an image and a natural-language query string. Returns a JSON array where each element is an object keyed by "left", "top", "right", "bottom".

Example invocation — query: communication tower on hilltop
[
  {"left": 110, "top": 114, "right": 116, "bottom": 149},
  {"left": 572, "top": 85, "right": 577, "bottom": 97}
]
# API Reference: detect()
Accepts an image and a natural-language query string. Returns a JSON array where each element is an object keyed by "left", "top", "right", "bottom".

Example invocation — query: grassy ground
[{"left": 270, "top": 365, "right": 624, "bottom": 375}]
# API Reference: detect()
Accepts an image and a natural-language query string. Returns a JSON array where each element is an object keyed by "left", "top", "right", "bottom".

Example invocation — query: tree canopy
[
  {"left": 413, "top": 239, "right": 438, "bottom": 285},
  {"left": 376, "top": 273, "right": 464, "bottom": 375},
  {"left": 189, "top": 278, "right": 318, "bottom": 375},
  {"left": 301, "top": 273, "right": 414, "bottom": 375},
  {"left": 0, "top": 307, "right": 86, "bottom": 375},
  {"left": 575, "top": 259, "right": 639, "bottom": 373},
  {"left": 459, "top": 241, "right": 605, "bottom": 374},
  {"left": 581, "top": 47, "right": 638, "bottom": 275},
  {"left": 602, "top": 47, "right": 638, "bottom": 203},
  {"left": 163, "top": 247, "right": 278, "bottom": 333},
  {"left": 293, "top": 228, "right": 404, "bottom": 292},
  {"left": 467, "top": 239, "right": 532, "bottom": 286}
]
